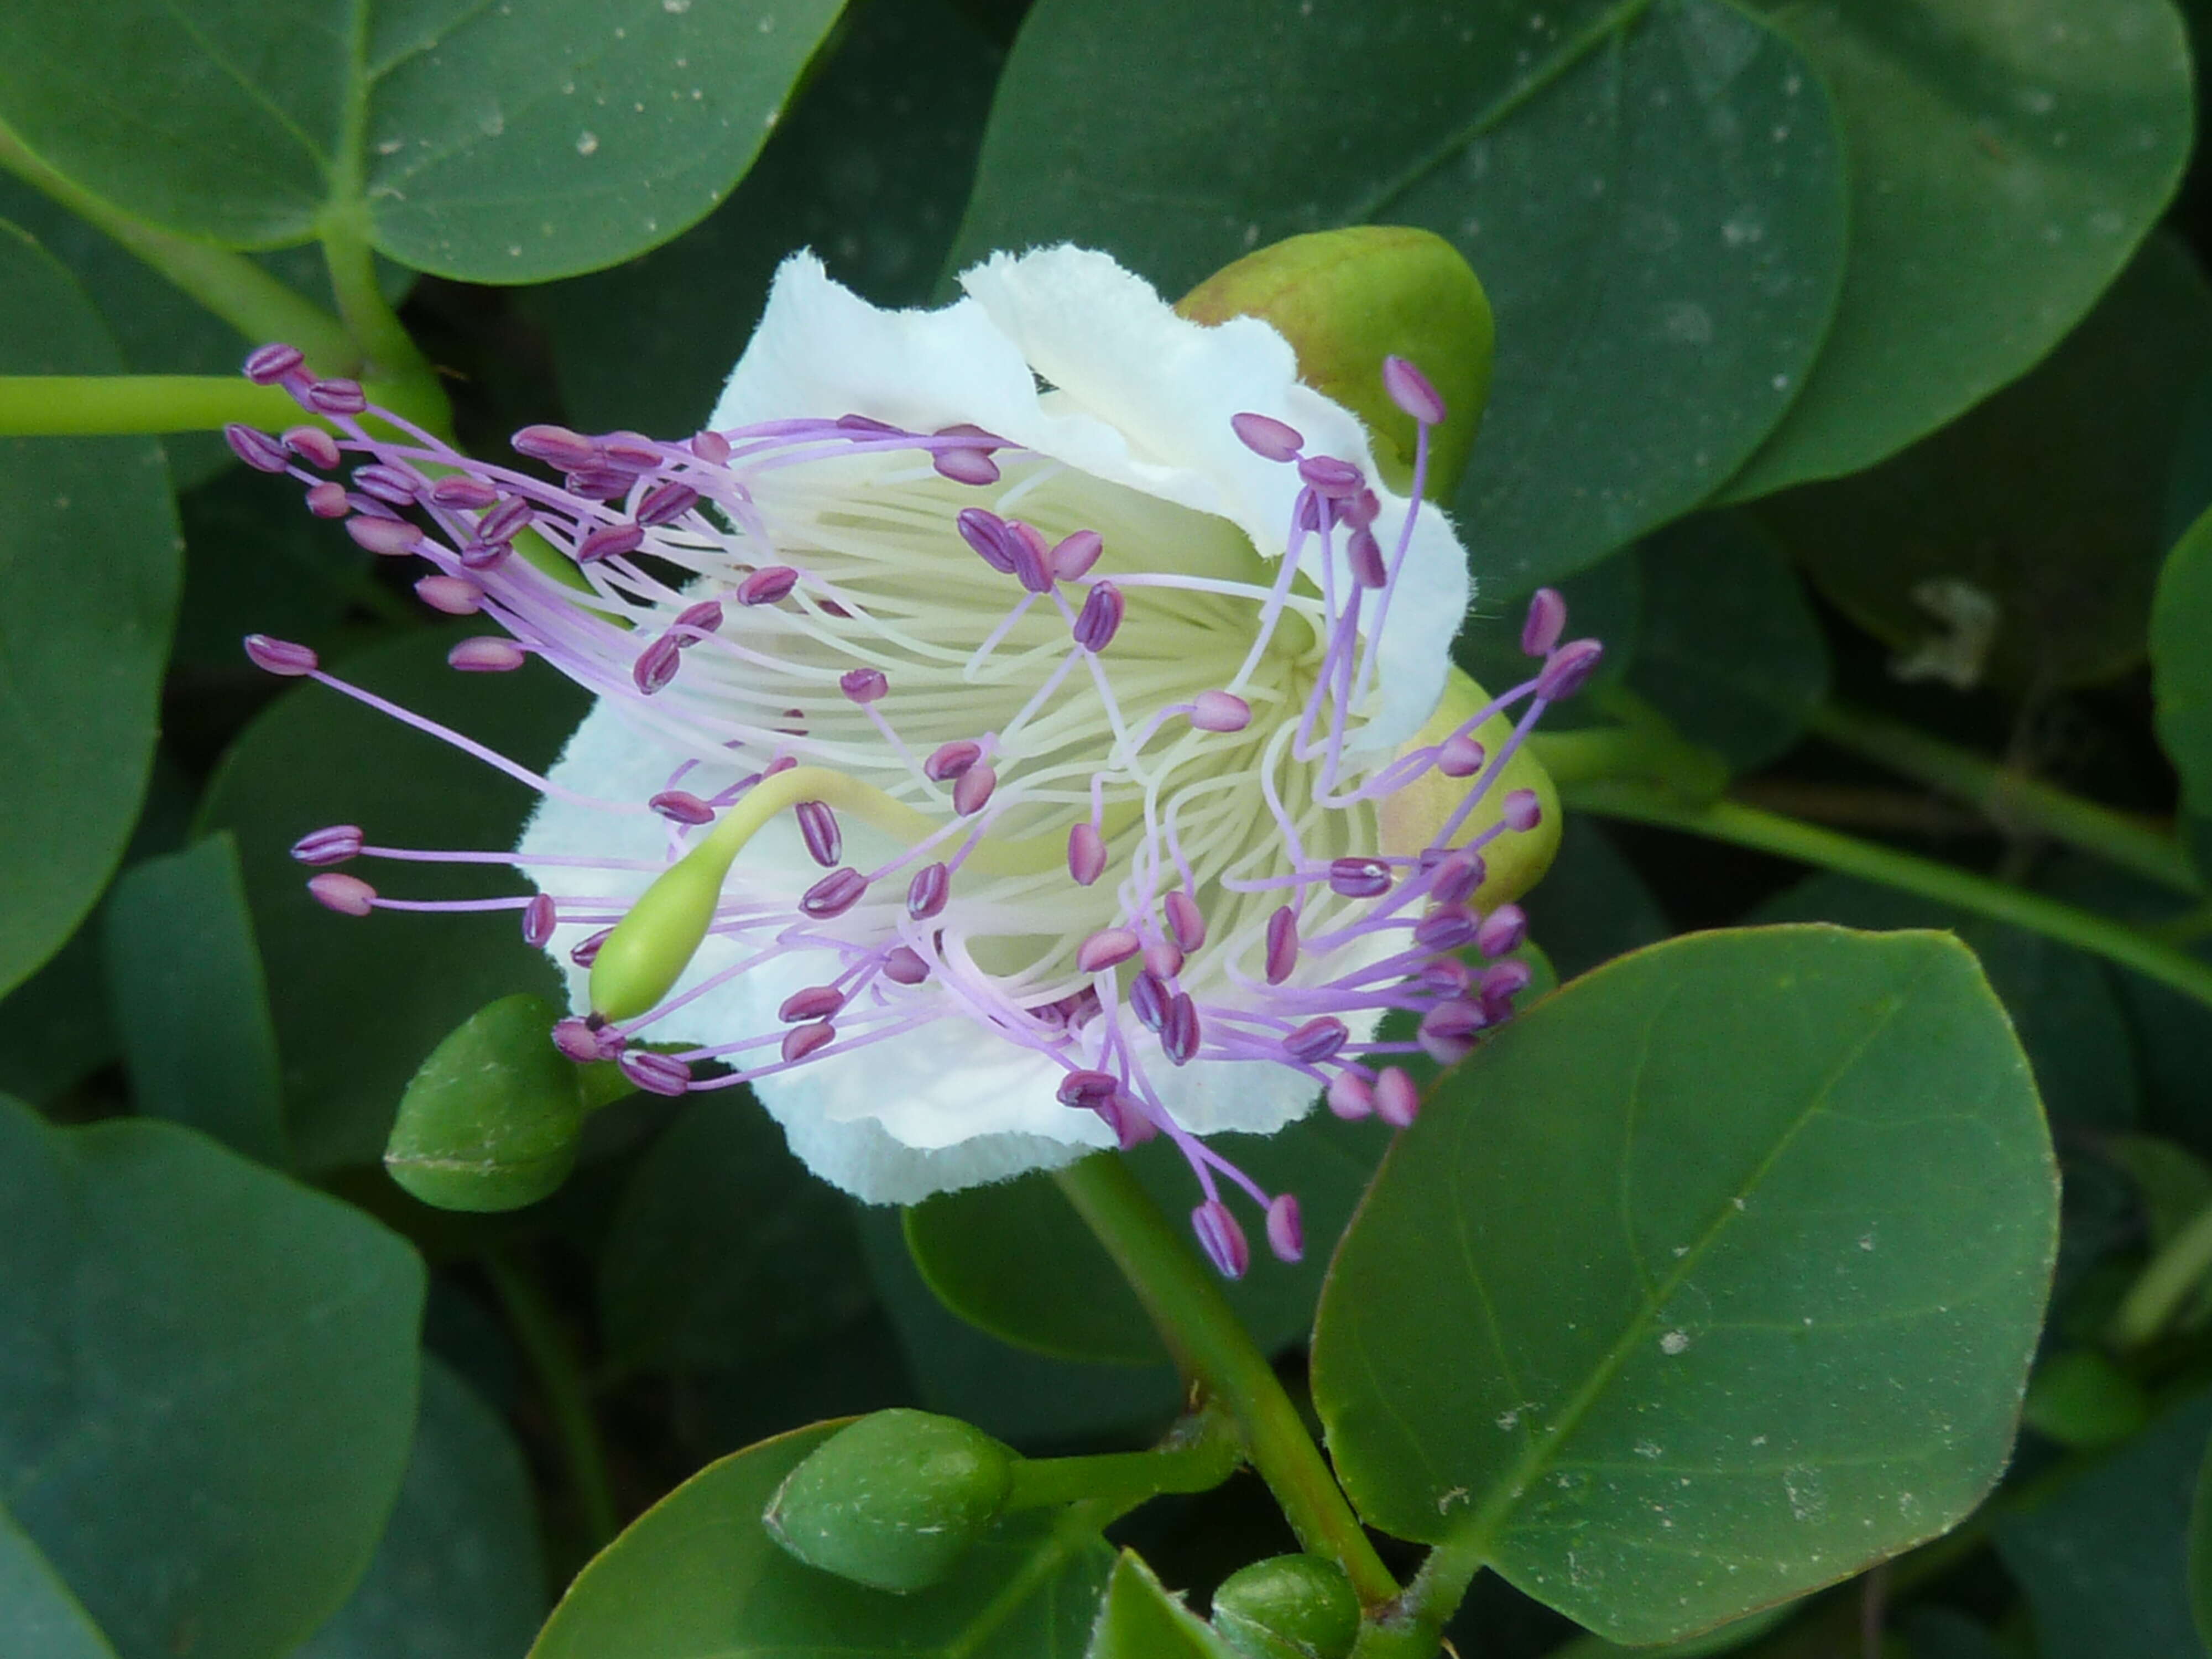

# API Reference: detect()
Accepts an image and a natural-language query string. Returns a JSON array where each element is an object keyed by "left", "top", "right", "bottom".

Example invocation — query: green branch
[
  {"left": 485, "top": 1251, "right": 619, "bottom": 1552},
  {"left": 1050, "top": 1155, "right": 1401, "bottom": 1608},
  {"left": 0, "top": 373, "right": 445, "bottom": 437},
  {"left": 1004, "top": 1410, "right": 1243, "bottom": 1513},
  {"left": 2110, "top": 1200, "right": 2212, "bottom": 1348},
  {"left": 317, "top": 204, "right": 448, "bottom": 436}
]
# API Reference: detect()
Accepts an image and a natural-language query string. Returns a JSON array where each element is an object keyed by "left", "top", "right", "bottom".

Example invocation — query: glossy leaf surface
[
  {"left": 1084, "top": 1552, "right": 1234, "bottom": 1659},
  {"left": 2154, "top": 503, "right": 2212, "bottom": 844}
]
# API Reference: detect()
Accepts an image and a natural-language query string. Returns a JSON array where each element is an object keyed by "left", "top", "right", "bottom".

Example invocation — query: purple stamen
[
  {"left": 1051, "top": 530, "right": 1103, "bottom": 581},
  {"left": 307, "top": 379, "right": 367, "bottom": 416},
  {"left": 1437, "top": 734, "right": 1485, "bottom": 778},
  {"left": 933, "top": 448, "right": 999, "bottom": 486},
  {"left": 782, "top": 1021, "right": 836, "bottom": 1063},
  {"left": 225, "top": 424, "right": 290, "bottom": 473},
  {"left": 692, "top": 430, "right": 732, "bottom": 463},
  {"left": 1189, "top": 690, "right": 1251, "bottom": 732},
  {"left": 1327, "top": 1072, "right": 1374, "bottom": 1120},
  {"left": 1072, "top": 582, "right": 1125, "bottom": 652},
  {"left": 243, "top": 343, "right": 304, "bottom": 384},
  {"left": 1144, "top": 939, "right": 1183, "bottom": 979},
  {"left": 1265, "top": 1193, "right": 1304, "bottom": 1263},
  {"left": 571, "top": 928, "right": 612, "bottom": 968},
  {"left": 1521, "top": 588, "right": 1568, "bottom": 657},
  {"left": 513, "top": 424, "right": 598, "bottom": 470},
  {"left": 1162, "top": 993, "right": 1200, "bottom": 1065},
  {"left": 1481, "top": 958, "right": 1533, "bottom": 1003},
  {"left": 632, "top": 637, "right": 683, "bottom": 695},
  {"left": 796, "top": 800, "right": 842, "bottom": 867},
  {"left": 308, "top": 872, "right": 376, "bottom": 916},
  {"left": 1078, "top": 928, "right": 1142, "bottom": 973},
  {"left": 521, "top": 893, "right": 557, "bottom": 947},
  {"left": 1413, "top": 909, "right": 1478, "bottom": 952},
  {"left": 1296, "top": 455, "right": 1363, "bottom": 497},
  {"left": 346, "top": 515, "right": 421, "bottom": 556},
  {"left": 1165, "top": 890, "right": 1207, "bottom": 952},
  {"left": 637, "top": 481, "right": 700, "bottom": 527},
  {"left": 1418, "top": 1000, "right": 1485, "bottom": 1066},
  {"left": 1428, "top": 847, "right": 1486, "bottom": 906},
  {"left": 738, "top": 566, "right": 800, "bottom": 606},
  {"left": 577, "top": 524, "right": 645, "bottom": 564},
  {"left": 1374, "top": 1067, "right": 1420, "bottom": 1128},
  {"left": 1347, "top": 527, "right": 1387, "bottom": 590},
  {"left": 957, "top": 508, "right": 1018, "bottom": 573},
  {"left": 479, "top": 496, "right": 535, "bottom": 542},
  {"left": 566, "top": 467, "right": 634, "bottom": 502},
  {"left": 305, "top": 481, "right": 349, "bottom": 517},
  {"left": 415, "top": 575, "right": 484, "bottom": 616},
  {"left": 1192, "top": 1199, "right": 1250, "bottom": 1278},
  {"left": 449, "top": 637, "right": 528, "bottom": 672},
  {"left": 1329, "top": 857, "right": 1392, "bottom": 899},
  {"left": 353, "top": 463, "right": 420, "bottom": 504},
  {"left": 674, "top": 600, "right": 724, "bottom": 640},
  {"left": 1068, "top": 821, "right": 1107, "bottom": 885},
  {"left": 952, "top": 764, "right": 997, "bottom": 816},
  {"left": 599, "top": 432, "right": 664, "bottom": 472},
  {"left": 244, "top": 634, "right": 319, "bottom": 676},
  {"left": 1381, "top": 355, "right": 1448, "bottom": 426},
  {"left": 1536, "top": 639, "right": 1604, "bottom": 700},
  {"left": 1231, "top": 411, "right": 1303, "bottom": 462},
  {"left": 623, "top": 1050, "right": 693, "bottom": 1096},
  {"left": 650, "top": 790, "right": 714, "bottom": 825},
  {"left": 283, "top": 425, "right": 342, "bottom": 469},
  {"left": 906, "top": 863, "right": 950, "bottom": 919},
  {"left": 1284, "top": 1016, "right": 1349, "bottom": 1063},
  {"left": 780, "top": 984, "right": 847, "bottom": 1022},
  {"left": 290, "top": 825, "right": 363, "bottom": 866},
  {"left": 800, "top": 868, "right": 867, "bottom": 918},
  {"left": 839, "top": 667, "right": 888, "bottom": 704},
  {"left": 924, "top": 740, "right": 982, "bottom": 782},
  {"left": 1057, "top": 1070, "right": 1119, "bottom": 1108},
  {"left": 1129, "top": 970, "right": 1168, "bottom": 1031},
  {"left": 429, "top": 474, "right": 499, "bottom": 509},
  {"left": 1502, "top": 789, "right": 1543, "bottom": 833},
  {"left": 1264, "top": 907, "right": 1298, "bottom": 985},
  {"left": 883, "top": 946, "right": 930, "bottom": 984},
  {"left": 1476, "top": 904, "right": 1527, "bottom": 958},
  {"left": 552, "top": 1018, "right": 601, "bottom": 1062},
  {"left": 1009, "top": 533, "right": 1055, "bottom": 594}
]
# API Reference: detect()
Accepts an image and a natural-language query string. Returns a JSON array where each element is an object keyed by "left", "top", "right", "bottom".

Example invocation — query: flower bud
[
  {"left": 1178, "top": 226, "right": 1493, "bottom": 500},
  {"left": 383, "top": 994, "right": 584, "bottom": 1211},
  {"left": 1377, "top": 666, "right": 1561, "bottom": 905},
  {"left": 764, "top": 1410, "right": 1015, "bottom": 1593},
  {"left": 1211, "top": 1553, "right": 1361, "bottom": 1659}
]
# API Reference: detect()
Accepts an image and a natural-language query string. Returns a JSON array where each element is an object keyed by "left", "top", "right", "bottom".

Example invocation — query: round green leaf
[
  {"left": 0, "top": 0, "right": 845, "bottom": 281},
  {"left": 528, "top": 1422, "right": 1113, "bottom": 1659},
  {"left": 0, "top": 220, "right": 179, "bottom": 998},
  {"left": 1723, "top": 0, "right": 2193, "bottom": 499},
  {"left": 197, "top": 628, "right": 587, "bottom": 1172},
  {"left": 294, "top": 1357, "right": 547, "bottom": 1659},
  {"left": 0, "top": 1507, "right": 116, "bottom": 1659},
  {"left": 1311, "top": 925, "right": 2057, "bottom": 1646},
  {"left": 2153, "top": 501, "right": 2212, "bottom": 843},
  {"left": 0, "top": 1097, "right": 425, "bottom": 1659},
  {"left": 385, "top": 993, "right": 585, "bottom": 1212},
  {"left": 1086, "top": 1552, "right": 1234, "bottom": 1659},
  {"left": 1763, "top": 232, "right": 2212, "bottom": 689},
  {"left": 950, "top": 0, "right": 1846, "bottom": 594}
]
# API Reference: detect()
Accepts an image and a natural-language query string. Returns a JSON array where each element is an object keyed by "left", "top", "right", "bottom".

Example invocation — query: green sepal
[
  {"left": 383, "top": 993, "right": 584, "bottom": 1213},
  {"left": 1209, "top": 1554, "right": 1360, "bottom": 1659}
]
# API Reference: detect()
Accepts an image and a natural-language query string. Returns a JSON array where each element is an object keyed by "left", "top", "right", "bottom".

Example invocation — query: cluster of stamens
[{"left": 229, "top": 340, "right": 1600, "bottom": 1277}]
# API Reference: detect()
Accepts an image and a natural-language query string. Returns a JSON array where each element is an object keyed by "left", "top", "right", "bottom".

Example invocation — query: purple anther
[
  {"left": 796, "top": 800, "right": 842, "bottom": 867},
  {"left": 305, "top": 481, "right": 349, "bottom": 517},
  {"left": 956, "top": 508, "right": 1018, "bottom": 573},
  {"left": 598, "top": 432, "right": 664, "bottom": 472},
  {"left": 1374, "top": 1067, "right": 1421, "bottom": 1128},
  {"left": 448, "top": 636, "right": 528, "bottom": 673},
  {"left": 883, "top": 946, "right": 930, "bottom": 985},
  {"left": 352, "top": 463, "right": 419, "bottom": 505},
  {"left": 518, "top": 893, "right": 557, "bottom": 948},
  {"left": 1428, "top": 847, "right": 1486, "bottom": 906},
  {"left": 953, "top": 764, "right": 997, "bottom": 817},
  {"left": 1192, "top": 1199, "right": 1250, "bottom": 1279},
  {"left": 782, "top": 1020, "right": 836, "bottom": 1063},
  {"left": 456, "top": 539, "right": 507, "bottom": 572},
  {"left": 1129, "top": 969, "right": 1168, "bottom": 1032},
  {"left": 566, "top": 466, "right": 633, "bottom": 502},
  {"left": 924, "top": 740, "right": 982, "bottom": 783},
  {"left": 800, "top": 867, "right": 867, "bottom": 919},
  {"left": 1521, "top": 588, "right": 1568, "bottom": 657},
  {"left": 1056, "top": 1070, "right": 1119, "bottom": 1108},
  {"left": 1414, "top": 907, "right": 1479, "bottom": 953},
  {"left": 933, "top": 448, "right": 1000, "bottom": 486},
  {"left": 623, "top": 1050, "right": 693, "bottom": 1097},
  {"left": 1296, "top": 491, "right": 1325, "bottom": 533},
  {"left": 1009, "top": 534, "right": 1055, "bottom": 594},
  {"left": 1265, "top": 1193, "right": 1305, "bottom": 1264},
  {"left": 692, "top": 429, "right": 732, "bottom": 463},
  {"left": 1421, "top": 957, "right": 1474, "bottom": 997},
  {"left": 672, "top": 600, "right": 723, "bottom": 642},
  {"left": 1296, "top": 455, "right": 1364, "bottom": 497},
  {"left": 1502, "top": 789, "right": 1543, "bottom": 833},
  {"left": 552, "top": 1018, "right": 601, "bottom": 1062},
  {"left": 1347, "top": 526, "right": 1389, "bottom": 589},
  {"left": 478, "top": 496, "right": 535, "bottom": 542},
  {"left": 637, "top": 481, "right": 700, "bottom": 528},
  {"left": 243, "top": 342, "right": 304, "bottom": 384},
  {"left": 423, "top": 474, "right": 494, "bottom": 510},
  {"left": 1231, "top": 411, "right": 1303, "bottom": 462},
  {"left": 513, "top": 424, "right": 598, "bottom": 469},
  {"left": 1437, "top": 734, "right": 1486, "bottom": 778},
  {"left": 1418, "top": 1000, "right": 1486, "bottom": 1066},
  {"left": 1051, "top": 825, "right": 1102, "bottom": 892},
  {"left": 780, "top": 984, "right": 848, "bottom": 1023},
  {"left": 244, "top": 634, "right": 319, "bottom": 676},
  {"left": 1144, "top": 939, "right": 1183, "bottom": 980},
  {"left": 307, "top": 871, "right": 376, "bottom": 916},
  {"left": 1285, "top": 1015, "right": 1350, "bottom": 1064},
  {"left": 307, "top": 378, "right": 367, "bottom": 415},
  {"left": 290, "top": 824, "right": 363, "bottom": 867},
  {"left": 1341, "top": 488, "right": 1382, "bottom": 530},
  {"left": 837, "top": 413, "right": 902, "bottom": 436},
  {"left": 1051, "top": 529, "right": 1104, "bottom": 581},
  {"left": 346, "top": 514, "right": 422, "bottom": 557},
  {"left": 577, "top": 523, "right": 645, "bottom": 564},
  {"left": 1329, "top": 857, "right": 1392, "bottom": 899},
  {"left": 1265, "top": 906, "right": 1299, "bottom": 985},
  {"left": 1077, "top": 927, "right": 1142, "bottom": 973},
  {"left": 1162, "top": 993, "right": 1200, "bottom": 1066},
  {"left": 415, "top": 575, "right": 483, "bottom": 616},
  {"left": 1476, "top": 904, "right": 1527, "bottom": 959},
  {"left": 906, "top": 862, "right": 950, "bottom": 920},
  {"left": 1327, "top": 1072, "right": 1375, "bottom": 1121},
  {"left": 650, "top": 790, "right": 714, "bottom": 825},
  {"left": 1165, "top": 890, "right": 1207, "bottom": 953},
  {"left": 569, "top": 928, "right": 612, "bottom": 968},
  {"left": 1190, "top": 690, "right": 1251, "bottom": 733},
  {"left": 632, "top": 635, "right": 682, "bottom": 696},
  {"left": 225, "top": 423, "right": 291, "bottom": 473},
  {"left": 1072, "top": 581, "right": 1125, "bottom": 652},
  {"left": 1481, "top": 958, "right": 1535, "bottom": 1004},
  {"left": 840, "top": 667, "right": 888, "bottom": 704},
  {"left": 738, "top": 566, "right": 800, "bottom": 606},
  {"left": 1536, "top": 638, "right": 1605, "bottom": 700},
  {"left": 1383, "top": 354, "right": 1448, "bottom": 426}
]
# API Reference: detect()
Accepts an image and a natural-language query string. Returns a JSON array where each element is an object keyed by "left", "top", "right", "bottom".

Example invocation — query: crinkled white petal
[{"left": 711, "top": 247, "right": 1469, "bottom": 750}]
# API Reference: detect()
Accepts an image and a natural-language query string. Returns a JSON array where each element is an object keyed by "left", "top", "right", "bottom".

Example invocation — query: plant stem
[
  {"left": 484, "top": 1251, "right": 619, "bottom": 1552},
  {"left": 0, "top": 118, "right": 357, "bottom": 371},
  {"left": 317, "top": 205, "right": 448, "bottom": 436},
  {"left": 1566, "top": 782, "right": 2212, "bottom": 1013},
  {"left": 1050, "top": 1155, "right": 1400, "bottom": 1608},
  {"left": 0, "top": 373, "right": 442, "bottom": 436},
  {"left": 2110, "top": 1199, "right": 2212, "bottom": 1348},
  {"left": 1809, "top": 701, "right": 2202, "bottom": 898},
  {"left": 1004, "top": 1411, "right": 1244, "bottom": 1512}
]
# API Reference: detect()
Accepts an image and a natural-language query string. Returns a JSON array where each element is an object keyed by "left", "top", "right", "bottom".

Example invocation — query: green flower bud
[
  {"left": 764, "top": 1409, "right": 1015, "bottom": 1593},
  {"left": 1211, "top": 1554, "right": 1362, "bottom": 1659},
  {"left": 383, "top": 993, "right": 583, "bottom": 1212},
  {"left": 1178, "top": 226, "right": 1493, "bottom": 501},
  {"left": 1378, "top": 665, "right": 1562, "bottom": 906}
]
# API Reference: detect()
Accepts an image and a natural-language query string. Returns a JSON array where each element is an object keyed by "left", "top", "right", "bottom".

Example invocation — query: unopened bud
[
  {"left": 384, "top": 994, "right": 584, "bottom": 1212},
  {"left": 1212, "top": 1553, "right": 1361, "bottom": 1659}
]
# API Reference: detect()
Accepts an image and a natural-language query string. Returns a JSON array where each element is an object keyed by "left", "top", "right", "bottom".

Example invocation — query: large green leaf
[
  {"left": 2154, "top": 504, "right": 2212, "bottom": 851},
  {"left": 1723, "top": 0, "right": 2193, "bottom": 498},
  {"left": 1763, "top": 233, "right": 2212, "bottom": 689},
  {"left": 102, "top": 833, "right": 288, "bottom": 1164},
  {"left": 1311, "top": 926, "right": 2056, "bottom": 1646},
  {"left": 528, "top": 1422, "right": 1112, "bottom": 1658},
  {"left": 0, "top": 1098, "right": 424, "bottom": 1659},
  {"left": 295, "top": 1357, "right": 547, "bottom": 1659},
  {"left": 950, "top": 0, "right": 1847, "bottom": 594},
  {"left": 0, "top": 1507, "right": 115, "bottom": 1659},
  {"left": 0, "top": 0, "right": 845, "bottom": 281},
  {"left": 197, "top": 627, "right": 586, "bottom": 1172},
  {"left": 0, "top": 220, "right": 179, "bottom": 998}
]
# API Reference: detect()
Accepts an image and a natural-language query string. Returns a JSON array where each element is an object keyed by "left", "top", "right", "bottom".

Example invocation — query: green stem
[
  {"left": 484, "top": 1251, "right": 619, "bottom": 1551},
  {"left": 0, "top": 118, "right": 357, "bottom": 371},
  {"left": 1005, "top": 1412, "right": 1244, "bottom": 1512},
  {"left": 317, "top": 205, "right": 448, "bottom": 437},
  {"left": 0, "top": 373, "right": 441, "bottom": 436},
  {"left": 1351, "top": 1533, "right": 1486, "bottom": 1659},
  {"left": 1809, "top": 702, "right": 2202, "bottom": 898},
  {"left": 1050, "top": 1155, "right": 1400, "bottom": 1608},
  {"left": 2110, "top": 1199, "right": 2212, "bottom": 1348},
  {"left": 1566, "top": 782, "right": 2212, "bottom": 1013}
]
